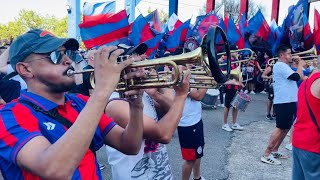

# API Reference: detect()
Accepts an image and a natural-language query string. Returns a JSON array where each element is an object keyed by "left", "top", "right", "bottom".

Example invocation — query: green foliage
[
  {"left": 0, "top": 9, "right": 67, "bottom": 40},
  {"left": 146, "top": 7, "right": 168, "bottom": 24}
]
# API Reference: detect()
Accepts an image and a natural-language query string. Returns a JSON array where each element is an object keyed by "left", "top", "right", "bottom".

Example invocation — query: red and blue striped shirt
[{"left": 0, "top": 90, "right": 116, "bottom": 180}]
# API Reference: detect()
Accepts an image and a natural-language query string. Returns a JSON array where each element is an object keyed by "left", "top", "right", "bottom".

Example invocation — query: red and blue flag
[
  {"left": 166, "top": 13, "right": 183, "bottom": 34},
  {"left": 302, "top": 14, "right": 314, "bottom": 50},
  {"left": 128, "top": 14, "right": 155, "bottom": 46},
  {"left": 192, "top": 13, "right": 219, "bottom": 43},
  {"left": 224, "top": 16, "right": 245, "bottom": 49},
  {"left": 144, "top": 33, "right": 165, "bottom": 58},
  {"left": 238, "top": 13, "right": 248, "bottom": 37},
  {"left": 165, "top": 19, "right": 191, "bottom": 52},
  {"left": 82, "top": 1, "right": 116, "bottom": 23},
  {"left": 79, "top": 10, "right": 130, "bottom": 49},
  {"left": 247, "top": 10, "right": 271, "bottom": 43},
  {"left": 145, "top": 9, "right": 162, "bottom": 33}
]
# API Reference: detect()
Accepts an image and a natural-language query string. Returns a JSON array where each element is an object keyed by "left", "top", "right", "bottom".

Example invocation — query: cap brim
[
  {"left": 124, "top": 43, "right": 148, "bottom": 55},
  {"left": 34, "top": 38, "right": 79, "bottom": 54}
]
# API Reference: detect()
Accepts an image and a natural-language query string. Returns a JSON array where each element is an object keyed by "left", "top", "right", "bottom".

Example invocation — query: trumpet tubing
[
  {"left": 218, "top": 48, "right": 254, "bottom": 66},
  {"left": 219, "top": 59, "right": 251, "bottom": 66},
  {"left": 66, "top": 46, "right": 218, "bottom": 91}
]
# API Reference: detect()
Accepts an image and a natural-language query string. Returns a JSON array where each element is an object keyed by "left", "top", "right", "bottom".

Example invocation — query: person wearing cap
[
  {"left": 0, "top": 29, "right": 145, "bottom": 180},
  {"left": 104, "top": 47, "right": 191, "bottom": 179}
]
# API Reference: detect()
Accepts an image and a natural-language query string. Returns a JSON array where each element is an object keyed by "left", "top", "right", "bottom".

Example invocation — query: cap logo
[{"left": 40, "top": 31, "right": 55, "bottom": 37}]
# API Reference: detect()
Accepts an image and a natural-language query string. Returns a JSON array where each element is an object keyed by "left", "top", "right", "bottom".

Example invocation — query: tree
[
  {"left": 0, "top": 10, "right": 67, "bottom": 40},
  {"left": 147, "top": 7, "right": 168, "bottom": 24},
  {"left": 198, "top": 0, "right": 266, "bottom": 23}
]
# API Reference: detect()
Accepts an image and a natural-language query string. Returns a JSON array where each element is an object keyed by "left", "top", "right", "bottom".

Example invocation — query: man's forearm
[
  {"left": 297, "top": 66, "right": 305, "bottom": 80},
  {"left": 149, "top": 91, "right": 173, "bottom": 113},
  {"left": 118, "top": 102, "right": 144, "bottom": 154},
  {"left": 157, "top": 95, "right": 187, "bottom": 142}
]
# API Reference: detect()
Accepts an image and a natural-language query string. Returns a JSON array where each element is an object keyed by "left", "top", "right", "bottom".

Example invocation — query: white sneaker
[
  {"left": 285, "top": 144, "right": 292, "bottom": 151},
  {"left": 231, "top": 123, "right": 244, "bottom": 130},
  {"left": 261, "top": 91, "right": 267, "bottom": 94},
  {"left": 244, "top": 90, "right": 248, "bottom": 94},
  {"left": 250, "top": 91, "right": 256, "bottom": 95},
  {"left": 261, "top": 154, "right": 281, "bottom": 165},
  {"left": 271, "top": 151, "right": 288, "bottom": 159},
  {"left": 222, "top": 124, "right": 233, "bottom": 132}
]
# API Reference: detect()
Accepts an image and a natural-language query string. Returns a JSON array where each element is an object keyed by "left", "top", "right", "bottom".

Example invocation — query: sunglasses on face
[{"left": 49, "top": 50, "right": 77, "bottom": 64}]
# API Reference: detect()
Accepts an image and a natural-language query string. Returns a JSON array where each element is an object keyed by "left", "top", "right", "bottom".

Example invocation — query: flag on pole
[
  {"left": 128, "top": 14, "right": 155, "bottom": 46},
  {"left": 82, "top": 1, "right": 116, "bottom": 22},
  {"left": 166, "top": 19, "right": 191, "bottom": 52},
  {"left": 79, "top": 10, "right": 130, "bottom": 49},
  {"left": 166, "top": 13, "right": 183, "bottom": 34}
]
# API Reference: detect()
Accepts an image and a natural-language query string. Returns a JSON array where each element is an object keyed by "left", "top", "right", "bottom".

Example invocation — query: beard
[{"left": 38, "top": 76, "right": 77, "bottom": 93}]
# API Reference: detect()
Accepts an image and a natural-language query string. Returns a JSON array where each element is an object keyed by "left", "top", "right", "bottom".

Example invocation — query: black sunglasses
[{"left": 49, "top": 50, "right": 78, "bottom": 64}]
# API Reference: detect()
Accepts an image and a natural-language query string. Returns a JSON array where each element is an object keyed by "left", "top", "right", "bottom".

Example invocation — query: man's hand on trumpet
[
  {"left": 174, "top": 70, "right": 191, "bottom": 97},
  {"left": 93, "top": 46, "right": 145, "bottom": 101}
]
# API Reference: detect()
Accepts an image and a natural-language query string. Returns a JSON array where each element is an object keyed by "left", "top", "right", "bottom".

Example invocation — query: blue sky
[{"left": 0, "top": 0, "right": 319, "bottom": 29}]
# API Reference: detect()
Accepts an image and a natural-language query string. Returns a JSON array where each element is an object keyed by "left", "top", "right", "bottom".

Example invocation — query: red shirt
[{"left": 293, "top": 72, "right": 320, "bottom": 154}]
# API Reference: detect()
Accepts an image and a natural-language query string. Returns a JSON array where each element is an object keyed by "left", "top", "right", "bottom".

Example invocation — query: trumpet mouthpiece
[{"left": 66, "top": 69, "right": 75, "bottom": 76}]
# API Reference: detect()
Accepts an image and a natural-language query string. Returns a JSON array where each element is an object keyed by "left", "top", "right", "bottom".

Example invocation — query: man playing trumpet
[
  {"left": 261, "top": 45, "right": 305, "bottom": 165},
  {"left": 0, "top": 29, "right": 146, "bottom": 179}
]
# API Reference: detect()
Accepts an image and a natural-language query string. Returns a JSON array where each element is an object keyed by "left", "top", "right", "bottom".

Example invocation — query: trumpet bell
[{"left": 222, "top": 63, "right": 242, "bottom": 81}]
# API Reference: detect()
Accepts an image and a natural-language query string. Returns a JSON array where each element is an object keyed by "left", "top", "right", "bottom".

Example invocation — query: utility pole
[{"left": 67, "top": 0, "right": 81, "bottom": 42}]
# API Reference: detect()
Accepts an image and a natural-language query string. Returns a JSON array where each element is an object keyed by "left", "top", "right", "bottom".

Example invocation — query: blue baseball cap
[{"left": 9, "top": 29, "right": 79, "bottom": 71}]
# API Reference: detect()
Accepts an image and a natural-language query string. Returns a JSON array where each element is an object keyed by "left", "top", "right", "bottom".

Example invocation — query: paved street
[
  {"left": 0, "top": 93, "right": 293, "bottom": 180},
  {"left": 97, "top": 93, "right": 292, "bottom": 180}
]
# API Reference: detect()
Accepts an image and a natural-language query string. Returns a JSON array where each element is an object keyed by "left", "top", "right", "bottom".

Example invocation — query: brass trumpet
[
  {"left": 67, "top": 46, "right": 214, "bottom": 91},
  {"left": 67, "top": 25, "right": 232, "bottom": 91},
  {"left": 267, "top": 46, "right": 318, "bottom": 66},
  {"left": 218, "top": 48, "right": 254, "bottom": 66},
  {"left": 156, "top": 69, "right": 219, "bottom": 89}
]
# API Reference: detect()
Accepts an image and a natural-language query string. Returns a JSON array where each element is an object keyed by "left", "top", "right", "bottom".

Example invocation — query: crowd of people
[{"left": 0, "top": 28, "right": 319, "bottom": 180}]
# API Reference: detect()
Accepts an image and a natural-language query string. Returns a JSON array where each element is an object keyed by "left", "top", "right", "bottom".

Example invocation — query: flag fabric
[
  {"left": 238, "top": 13, "right": 248, "bottom": 37},
  {"left": 314, "top": 9, "right": 320, "bottom": 55},
  {"left": 166, "top": 19, "right": 191, "bottom": 52},
  {"left": 302, "top": 14, "right": 314, "bottom": 50},
  {"left": 128, "top": 14, "right": 155, "bottom": 46},
  {"left": 284, "top": 0, "right": 309, "bottom": 51},
  {"left": 224, "top": 16, "right": 245, "bottom": 49},
  {"left": 125, "top": 0, "right": 142, "bottom": 22},
  {"left": 166, "top": 13, "right": 183, "bottom": 34},
  {"left": 144, "top": 34, "right": 165, "bottom": 58},
  {"left": 214, "top": 17, "right": 227, "bottom": 52},
  {"left": 79, "top": 10, "right": 130, "bottom": 49},
  {"left": 271, "top": 19, "right": 287, "bottom": 55},
  {"left": 145, "top": 9, "right": 162, "bottom": 33},
  {"left": 247, "top": 10, "right": 271, "bottom": 42},
  {"left": 269, "top": 20, "right": 279, "bottom": 41},
  {"left": 192, "top": 13, "right": 219, "bottom": 43},
  {"left": 82, "top": 1, "right": 116, "bottom": 23}
]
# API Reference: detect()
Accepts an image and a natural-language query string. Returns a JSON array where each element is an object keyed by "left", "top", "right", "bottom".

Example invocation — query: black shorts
[
  {"left": 178, "top": 120, "right": 205, "bottom": 160},
  {"left": 224, "top": 89, "right": 237, "bottom": 108},
  {"left": 268, "top": 87, "right": 274, "bottom": 100},
  {"left": 274, "top": 102, "right": 296, "bottom": 129}
]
